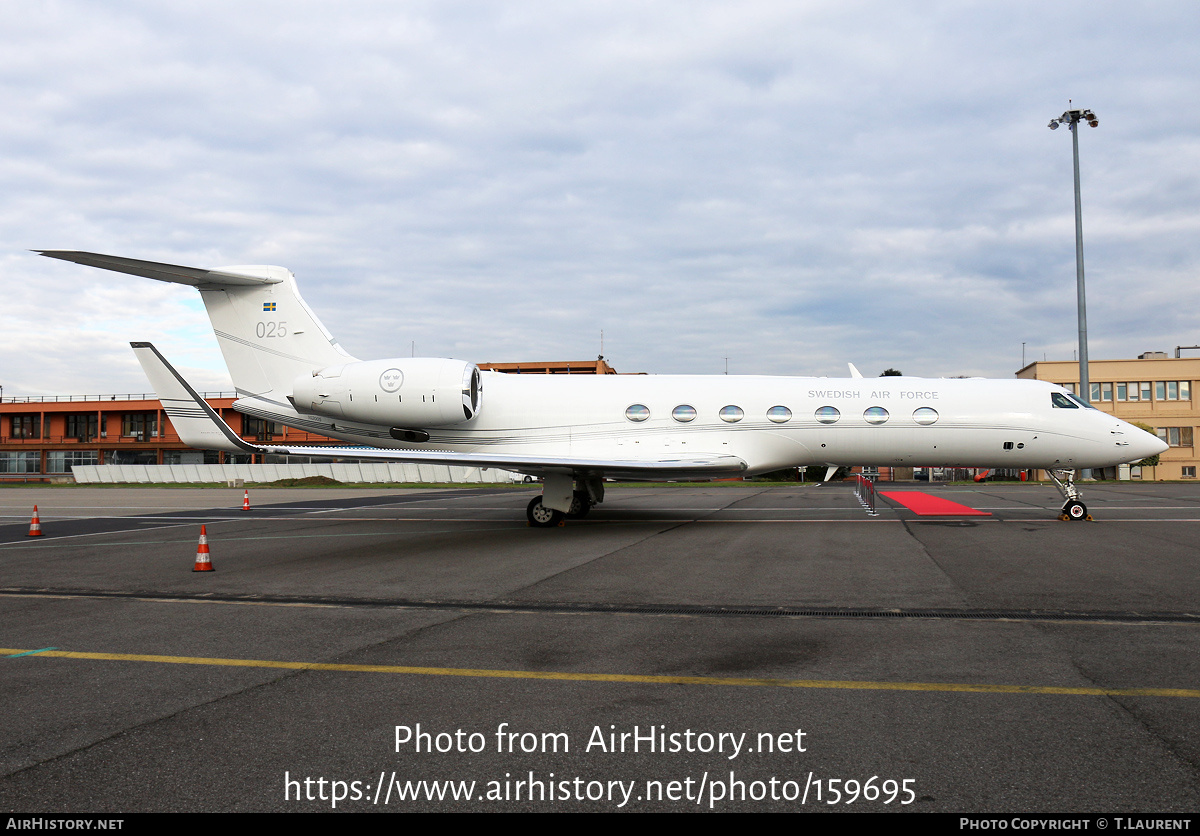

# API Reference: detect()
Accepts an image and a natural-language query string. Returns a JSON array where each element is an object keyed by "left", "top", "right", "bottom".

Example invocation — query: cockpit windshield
[{"left": 1051, "top": 391, "right": 1099, "bottom": 410}]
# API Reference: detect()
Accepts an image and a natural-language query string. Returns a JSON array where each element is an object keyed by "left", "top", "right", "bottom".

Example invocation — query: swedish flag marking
[{"left": 263, "top": 301, "right": 277, "bottom": 312}]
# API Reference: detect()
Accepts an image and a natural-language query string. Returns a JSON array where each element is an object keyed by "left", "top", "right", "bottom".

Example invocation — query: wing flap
[{"left": 255, "top": 444, "right": 748, "bottom": 479}]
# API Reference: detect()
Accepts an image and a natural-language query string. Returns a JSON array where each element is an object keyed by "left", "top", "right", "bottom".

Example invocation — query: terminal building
[
  {"left": 1016, "top": 352, "right": 1198, "bottom": 480},
  {"left": 0, "top": 392, "right": 327, "bottom": 479}
]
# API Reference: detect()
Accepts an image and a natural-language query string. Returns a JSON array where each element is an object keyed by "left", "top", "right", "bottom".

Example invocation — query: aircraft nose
[{"left": 1127, "top": 427, "right": 1168, "bottom": 461}]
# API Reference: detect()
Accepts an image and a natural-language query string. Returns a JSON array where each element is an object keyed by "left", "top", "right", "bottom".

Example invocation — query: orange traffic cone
[
  {"left": 242, "top": 490, "right": 250, "bottom": 511},
  {"left": 193, "top": 524, "right": 215, "bottom": 572},
  {"left": 27, "top": 506, "right": 43, "bottom": 537}
]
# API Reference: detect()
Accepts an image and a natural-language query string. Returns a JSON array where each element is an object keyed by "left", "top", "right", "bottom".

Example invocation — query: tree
[
  {"left": 880, "top": 368, "right": 902, "bottom": 377},
  {"left": 1131, "top": 422, "right": 1161, "bottom": 467}
]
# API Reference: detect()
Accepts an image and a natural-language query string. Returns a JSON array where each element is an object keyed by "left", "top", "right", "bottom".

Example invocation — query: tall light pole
[{"left": 1048, "top": 103, "right": 1098, "bottom": 404}]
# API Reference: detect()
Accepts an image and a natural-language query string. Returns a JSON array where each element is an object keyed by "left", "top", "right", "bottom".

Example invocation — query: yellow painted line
[{"left": 3, "top": 648, "right": 1197, "bottom": 698}]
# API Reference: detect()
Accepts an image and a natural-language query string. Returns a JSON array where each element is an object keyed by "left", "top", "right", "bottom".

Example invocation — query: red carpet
[{"left": 878, "top": 491, "right": 992, "bottom": 516}]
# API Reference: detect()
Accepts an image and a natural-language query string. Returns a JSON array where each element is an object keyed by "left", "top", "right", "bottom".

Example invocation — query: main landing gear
[
  {"left": 525, "top": 474, "right": 603, "bottom": 527},
  {"left": 1048, "top": 469, "right": 1093, "bottom": 521},
  {"left": 526, "top": 496, "right": 564, "bottom": 527}
]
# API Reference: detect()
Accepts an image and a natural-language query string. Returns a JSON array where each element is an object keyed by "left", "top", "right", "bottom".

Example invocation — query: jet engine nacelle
[{"left": 292, "top": 358, "right": 482, "bottom": 427}]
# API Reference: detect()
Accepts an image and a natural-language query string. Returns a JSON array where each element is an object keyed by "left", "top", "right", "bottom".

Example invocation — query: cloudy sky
[{"left": 3, "top": 1, "right": 1198, "bottom": 395}]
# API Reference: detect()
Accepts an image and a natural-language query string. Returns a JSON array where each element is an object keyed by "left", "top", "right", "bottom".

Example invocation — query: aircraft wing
[{"left": 131, "top": 342, "right": 747, "bottom": 480}]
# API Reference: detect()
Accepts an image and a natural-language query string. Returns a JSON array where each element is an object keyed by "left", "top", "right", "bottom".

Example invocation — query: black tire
[
  {"left": 1064, "top": 500, "right": 1087, "bottom": 521},
  {"left": 566, "top": 490, "right": 591, "bottom": 518},
  {"left": 527, "top": 496, "right": 564, "bottom": 527}
]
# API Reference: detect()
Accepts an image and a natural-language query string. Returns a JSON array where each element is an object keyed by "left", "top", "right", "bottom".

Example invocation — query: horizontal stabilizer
[{"left": 37, "top": 250, "right": 287, "bottom": 287}]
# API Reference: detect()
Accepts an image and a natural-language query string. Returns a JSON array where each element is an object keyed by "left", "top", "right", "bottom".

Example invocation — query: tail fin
[{"left": 37, "top": 250, "right": 356, "bottom": 397}]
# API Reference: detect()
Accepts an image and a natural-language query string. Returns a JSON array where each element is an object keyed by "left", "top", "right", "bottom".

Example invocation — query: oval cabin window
[{"left": 625, "top": 404, "right": 650, "bottom": 422}]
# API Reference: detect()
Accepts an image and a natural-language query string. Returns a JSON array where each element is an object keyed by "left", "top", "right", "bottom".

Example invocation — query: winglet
[{"left": 130, "top": 342, "right": 259, "bottom": 454}]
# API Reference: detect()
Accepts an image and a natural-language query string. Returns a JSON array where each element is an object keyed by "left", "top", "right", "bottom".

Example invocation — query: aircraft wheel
[
  {"left": 1063, "top": 500, "right": 1088, "bottom": 521},
  {"left": 527, "top": 496, "right": 564, "bottom": 527},
  {"left": 566, "top": 490, "right": 591, "bottom": 518}
]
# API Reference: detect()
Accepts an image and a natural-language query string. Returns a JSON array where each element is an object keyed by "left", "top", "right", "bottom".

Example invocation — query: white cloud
[{"left": 1, "top": 0, "right": 1198, "bottom": 398}]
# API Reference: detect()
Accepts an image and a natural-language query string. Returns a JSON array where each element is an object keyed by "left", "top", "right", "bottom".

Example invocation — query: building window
[
  {"left": 1117, "top": 383, "right": 1127, "bottom": 401},
  {"left": 163, "top": 450, "right": 205, "bottom": 465},
  {"left": 106, "top": 449, "right": 159, "bottom": 465},
  {"left": 1090, "top": 382, "right": 1113, "bottom": 402},
  {"left": 122, "top": 413, "right": 158, "bottom": 439},
  {"left": 0, "top": 451, "right": 40, "bottom": 473},
  {"left": 65, "top": 414, "right": 99, "bottom": 441},
  {"left": 1183, "top": 467, "right": 1196, "bottom": 478},
  {"left": 1155, "top": 427, "right": 1194, "bottom": 447},
  {"left": 47, "top": 451, "right": 99, "bottom": 473},
  {"left": 1125, "top": 381, "right": 1154, "bottom": 402},
  {"left": 242, "top": 416, "right": 278, "bottom": 439},
  {"left": 10, "top": 415, "right": 40, "bottom": 439},
  {"left": 1150, "top": 381, "right": 1190, "bottom": 401}
]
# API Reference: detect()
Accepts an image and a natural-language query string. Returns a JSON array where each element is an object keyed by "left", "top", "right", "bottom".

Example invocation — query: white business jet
[{"left": 38, "top": 251, "right": 1166, "bottom": 525}]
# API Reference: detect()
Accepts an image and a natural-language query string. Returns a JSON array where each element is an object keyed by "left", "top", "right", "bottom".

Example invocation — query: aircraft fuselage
[{"left": 237, "top": 372, "right": 1157, "bottom": 476}]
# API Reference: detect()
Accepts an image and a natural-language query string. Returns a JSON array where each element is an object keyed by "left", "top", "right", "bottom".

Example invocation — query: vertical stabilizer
[
  {"left": 198, "top": 272, "right": 356, "bottom": 397},
  {"left": 36, "top": 251, "right": 357, "bottom": 398}
]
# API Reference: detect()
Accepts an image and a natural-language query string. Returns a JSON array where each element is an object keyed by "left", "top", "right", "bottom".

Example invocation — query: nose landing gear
[{"left": 1049, "top": 469, "right": 1093, "bottom": 521}]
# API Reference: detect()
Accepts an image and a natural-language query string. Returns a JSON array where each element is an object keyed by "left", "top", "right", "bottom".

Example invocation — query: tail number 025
[{"left": 256, "top": 321, "right": 288, "bottom": 338}]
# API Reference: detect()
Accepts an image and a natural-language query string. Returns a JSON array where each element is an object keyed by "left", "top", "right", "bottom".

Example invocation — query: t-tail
[{"left": 36, "top": 250, "right": 355, "bottom": 399}]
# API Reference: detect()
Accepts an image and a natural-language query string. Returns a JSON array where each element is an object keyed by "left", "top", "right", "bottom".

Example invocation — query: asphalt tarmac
[{"left": 1, "top": 481, "right": 1198, "bottom": 813}]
